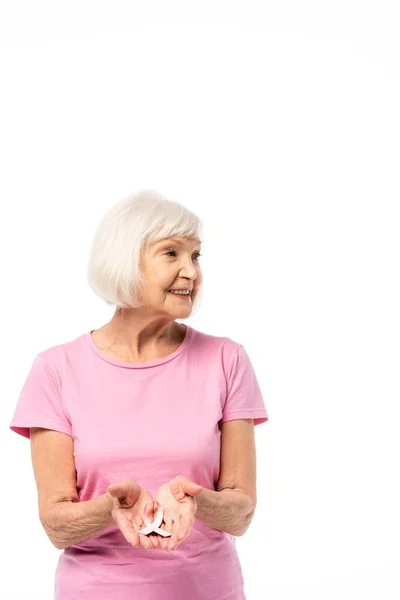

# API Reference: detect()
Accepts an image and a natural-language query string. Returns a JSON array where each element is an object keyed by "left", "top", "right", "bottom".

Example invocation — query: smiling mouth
[{"left": 167, "top": 291, "right": 191, "bottom": 298}]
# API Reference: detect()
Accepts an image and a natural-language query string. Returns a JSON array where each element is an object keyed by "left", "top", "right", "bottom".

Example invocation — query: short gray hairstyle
[{"left": 86, "top": 189, "right": 203, "bottom": 312}]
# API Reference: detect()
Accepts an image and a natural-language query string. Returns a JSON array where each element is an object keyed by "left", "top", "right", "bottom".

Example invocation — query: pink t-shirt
[{"left": 10, "top": 324, "right": 268, "bottom": 600}]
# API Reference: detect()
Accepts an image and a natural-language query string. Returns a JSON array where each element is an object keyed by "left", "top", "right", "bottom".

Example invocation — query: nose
[{"left": 179, "top": 258, "right": 198, "bottom": 280}]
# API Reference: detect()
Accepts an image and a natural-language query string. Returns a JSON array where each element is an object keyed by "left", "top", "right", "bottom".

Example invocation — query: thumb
[
  {"left": 173, "top": 476, "right": 203, "bottom": 499},
  {"left": 107, "top": 479, "right": 141, "bottom": 506},
  {"left": 185, "top": 480, "right": 203, "bottom": 497}
]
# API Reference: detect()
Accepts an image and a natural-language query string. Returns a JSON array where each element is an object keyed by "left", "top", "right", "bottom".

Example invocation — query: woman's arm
[
  {"left": 195, "top": 486, "right": 254, "bottom": 536},
  {"left": 195, "top": 418, "right": 257, "bottom": 536},
  {"left": 43, "top": 493, "right": 115, "bottom": 550},
  {"left": 30, "top": 427, "right": 115, "bottom": 550}
]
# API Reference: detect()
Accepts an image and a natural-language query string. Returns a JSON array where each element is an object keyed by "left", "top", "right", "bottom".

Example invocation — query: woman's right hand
[{"left": 107, "top": 478, "right": 159, "bottom": 550}]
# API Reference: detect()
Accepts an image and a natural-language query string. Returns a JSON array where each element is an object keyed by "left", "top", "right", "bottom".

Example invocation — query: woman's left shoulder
[{"left": 189, "top": 326, "right": 242, "bottom": 361}]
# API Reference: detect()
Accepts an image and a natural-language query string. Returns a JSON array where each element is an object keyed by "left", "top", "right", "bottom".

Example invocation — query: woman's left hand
[{"left": 153, "top": 475, "right": 203, "bottom": 551}]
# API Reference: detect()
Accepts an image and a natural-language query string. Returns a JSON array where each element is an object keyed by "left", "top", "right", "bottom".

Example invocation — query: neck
[{"left": 100, "top": 309, "right": 182, "bottom": 355}]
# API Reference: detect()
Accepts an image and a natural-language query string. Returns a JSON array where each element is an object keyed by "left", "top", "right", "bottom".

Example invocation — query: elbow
[
  {"left": 40, "top": 515, "right": 65, "bottom": 551},
  {"left": 232, "top": 501, "right": 256, "bottom": 537},
  {"left": 235, "top": 512, "right": 255, "bottom": 537},
  {"left": 47, "top": 530, "right": 68, "bottom": 550}
]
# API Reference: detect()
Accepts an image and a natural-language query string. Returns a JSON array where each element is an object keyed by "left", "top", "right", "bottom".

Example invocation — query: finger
[
  {"left": 168, "top": 515, "right": 181, "bottom": 551},
  {"left": 138, "top": 533, "right": 153, "bottom": 550},
  {"left": 152, "top": 528, "right": 164, "bottom": 550},
  {"left": 164, "top": 508, "right": 173, "bottom": 536},
  {"left": 158, "top": 533, "right": 168, "bottom": 549},
  {"left": 176, "top": 475, "right": 203, "bottom": 497},
  {"left": 158, "top": 509, "right": 172, "bottom": 550},
  {"left": 144, "top": 503, "right": 159, "bottom": 549},
  {"left": 177, "top": 509, "right": 193, "bottom": 543},
  {"left": 144, "top": 500, "right": 157, "bottom": 521},
  {"left": 169, "top": 478, "right": 186, "bottom": 503},
  {"left": 108, "top": 480, "right": 140, "bottom": 507},
  {"left": 132, "top": 518, "right": 152, "bottom": 550},
  {"left": 161, "top": 508, "right": 173, "bottom": 550}
]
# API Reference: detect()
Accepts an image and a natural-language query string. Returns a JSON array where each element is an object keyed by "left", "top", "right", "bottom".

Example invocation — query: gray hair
[{"left": 86, "top": 189, "right": 203, "bottom": 313}]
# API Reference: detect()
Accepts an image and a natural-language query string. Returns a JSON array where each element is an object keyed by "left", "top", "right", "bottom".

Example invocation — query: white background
[{"left": 1, "top": 1, "right": 399, "bottom": 599}]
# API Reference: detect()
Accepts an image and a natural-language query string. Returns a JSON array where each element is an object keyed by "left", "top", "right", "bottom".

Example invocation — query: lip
[
  {"left": 169, "top": 292, "right": 190, "bottom": 298},
  {"left": 168, "top": 291, "right": 191, "bottom": 300}
]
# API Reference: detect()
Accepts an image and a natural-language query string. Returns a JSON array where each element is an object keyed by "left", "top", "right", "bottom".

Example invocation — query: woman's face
[{"left": 139, "top": 236, "right": 202, "bottom": 315}]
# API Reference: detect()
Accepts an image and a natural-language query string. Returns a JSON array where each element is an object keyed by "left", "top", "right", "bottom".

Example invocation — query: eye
[{"left": 165, "top": 251, "right": 202, "bottom": 261}]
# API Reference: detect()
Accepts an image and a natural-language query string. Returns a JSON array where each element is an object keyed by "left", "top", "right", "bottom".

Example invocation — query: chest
[{"left": 63, "top": 362, "right": 226, "bottom": 474}]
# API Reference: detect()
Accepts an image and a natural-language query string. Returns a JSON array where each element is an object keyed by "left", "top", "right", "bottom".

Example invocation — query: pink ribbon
[{"left": 137, "top": 500, "right": 172, "bottom": 537}]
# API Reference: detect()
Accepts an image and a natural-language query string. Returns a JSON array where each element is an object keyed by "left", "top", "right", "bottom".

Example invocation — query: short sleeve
[
  {"left": 221, "top": 345, "right": 269, "bottom": 426},
  {"left": 9, "top": 354, "right": 72, "bottom": 440}
]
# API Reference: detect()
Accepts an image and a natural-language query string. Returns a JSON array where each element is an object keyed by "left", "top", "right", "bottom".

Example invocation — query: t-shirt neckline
[{"left": 83, "top": 324, "right": 194, "bottom": 369}]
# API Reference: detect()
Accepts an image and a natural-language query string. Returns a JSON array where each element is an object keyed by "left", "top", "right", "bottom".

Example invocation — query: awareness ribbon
[{"left": 137, "top": 500, "right": 172, "bottom": 537}]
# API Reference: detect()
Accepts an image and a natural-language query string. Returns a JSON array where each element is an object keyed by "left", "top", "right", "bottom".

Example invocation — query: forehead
[{"left": 153, "top": 236, "right": 201, "bottom": 247}]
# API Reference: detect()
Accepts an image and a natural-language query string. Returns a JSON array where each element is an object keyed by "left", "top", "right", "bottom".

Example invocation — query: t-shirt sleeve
[
  {"left": 221, "top": 344, "right": 269, "bottom": 426},
  {"left": 9, "top": 354, "right": 72, "bottom": 440}
]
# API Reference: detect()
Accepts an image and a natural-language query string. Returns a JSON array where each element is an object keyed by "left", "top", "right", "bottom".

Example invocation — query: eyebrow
[{"left": 156, "top": 238, "right": 202, "bottom": 248}]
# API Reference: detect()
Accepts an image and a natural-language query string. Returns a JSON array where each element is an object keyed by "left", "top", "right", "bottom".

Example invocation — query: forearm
[
  {"left": 194, "top": 487, "right": 254, "bottom": 536},
  {"left": 42, "top": 492, "right": 115, "bottom": 550}
]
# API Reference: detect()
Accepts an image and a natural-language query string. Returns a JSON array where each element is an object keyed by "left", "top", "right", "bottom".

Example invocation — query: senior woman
[{"left": 10, "top": 190, "right": 268, "bottom": 600}]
